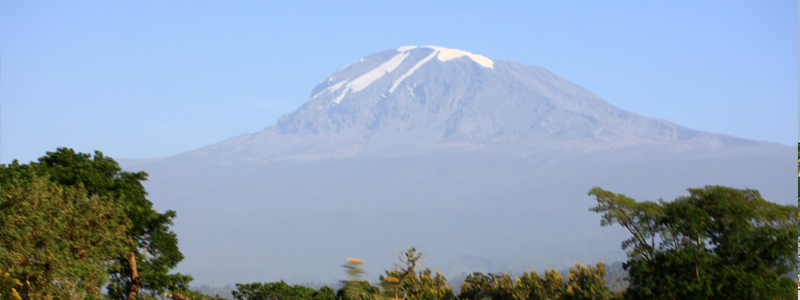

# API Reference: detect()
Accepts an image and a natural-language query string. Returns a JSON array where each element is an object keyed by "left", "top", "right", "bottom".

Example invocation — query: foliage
[
  {"left": 314, "top": 286, "right": 337, "bottom": 300},
  {"left": 165, "top": 288, "right": 227, "bottom": 300},
  {"left": 563, "top": 263, "right": 613, "bottom": 300},
  {"left": 217, "top": 249, "right": 618, "bottom": 300},
  {"left": 458, "top": 272, "right": 524, "bottom": 300},
  {"left": 232, "top": 281, "right": 334, "bottom": 300},
  {"left": 338, "top": 258, "right": 380, "bottom": 300},
  {"left": 378, "top": 248, "right": 455, "bottom": 300},
  {"left": 456, "top": 264, "right": 615, "bottom": 300},
  {"left": 0, "top": 269, "right": 22, "bottom": 300},
  {"left": 456, "top": 263, "right": 617, "bottom": 300},
  {"left": 0, "top": 148, "right": 194, "bottom": 299},
  {"left": 190, "top": 284, "right": 238, "bottom": 299},
  {"left": 0, "top": 171, "right": 130, "bottom": 299},
  {"left": 589, "top": 186, "right": 798, "bottom": 299}
]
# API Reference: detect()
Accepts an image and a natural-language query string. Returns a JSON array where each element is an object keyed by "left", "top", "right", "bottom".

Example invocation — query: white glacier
[
  {"left": 396, "top": 45, "right": 493, "bottom": 68},
  {"left": 331, "top": 51, "right": 410, "bottom": 104},
  {"left": 396, "top": 45, "right": 419, "bottom": 52},
  {"left": 348, "top": 51, "right": 409, "bottom": 92},
  {"left": 330, "top": 46, "right": 494, "bottom": 102},
  {"left": 332, "top": 89, "right": 348, "bottom": 104},
  {"left": 329, "top": 80, "right": 346, "bottom": 92},
  {"left": 428, "top": 46, "right": 494, "bottom": 68},
  {"left": 312, "top": 80, "right": 347, "bottom": 99},
  {"left": 389, "top": 45, "right": 493, "bottom": 93},
  {"left": 390, "top": 48, "right": 439, "bottom": 93}
]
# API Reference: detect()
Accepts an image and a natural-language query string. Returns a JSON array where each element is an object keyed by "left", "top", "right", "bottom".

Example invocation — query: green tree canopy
[
  {"left": 231, "top": 281, "right": 332, "bottom": 300},
  {"left": 338, "top": 258, "right": 381, "bottom": 300},
  {"left": 379, "top": 248, "right": 455, "bottom": 300},
  {"left": 589, "top": 186, "right": 797, "bottom": 299},
  {"left": 0, "top": 148, "right": 193, "bottom": 299},
  {"left": 457, "top": 263, "right": 614, "bottom": 300},
  {"left": 563, "top": 262, "right": 612, "bottom": 300},
  {"left": 0, "top": 170, "right": 129, "bottom": 299}
]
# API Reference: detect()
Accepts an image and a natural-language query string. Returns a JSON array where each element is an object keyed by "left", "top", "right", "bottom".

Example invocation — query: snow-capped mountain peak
[
  {"left": 312, "top": 46, "right": 495, "bottom": 105},
  {"left": 264, "top": 46, "right": 767, "bottom": 160},
  {"left": 396, "top": 45, "right": 494, "bottom": 68}
]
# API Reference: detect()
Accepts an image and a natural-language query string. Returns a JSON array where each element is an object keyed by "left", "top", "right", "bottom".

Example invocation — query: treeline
[
  {"left": 217, "top": 249, "right": 617, "bottom": 300},
  {"left": 0, "top": 148, "right": 796, "bottom": 300}
]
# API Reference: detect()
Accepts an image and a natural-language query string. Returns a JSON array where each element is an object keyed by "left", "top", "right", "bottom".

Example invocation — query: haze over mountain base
[{"left": 120, "top": 46, "right": 794, "bottom": 286}]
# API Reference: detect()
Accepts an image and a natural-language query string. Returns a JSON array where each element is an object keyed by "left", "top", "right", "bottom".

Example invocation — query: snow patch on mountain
[
  {"left": 428, "top": 46, "right": 494, "bottom": 68},
  {"left": 349, "top": 51, "right": 409, "bottom": 92},
  {"left": 397, "top": 45, "right": 418, "bottom": 52},
  {"left": 331, "top": 51, "right": 410, "bottom": 104},
  {"left": 326, "top": 46, "right": 494, "bottom": 102},
  {"left": 390, "top": 48, "right": 439, "bottom": 93},
  {"left": 389, "top": 46, "right": 493, "bottom": 93},
  {"left": 312, "top": 80, "right": 347, "bottom": 99},
  {"left": 396, "top": 45, "right": 493, "bottom": 68}
]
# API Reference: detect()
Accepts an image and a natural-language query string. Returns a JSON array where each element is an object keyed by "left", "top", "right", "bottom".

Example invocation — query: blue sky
[{"left": 1, "top": 1, "right": 796, "bottom": 164}]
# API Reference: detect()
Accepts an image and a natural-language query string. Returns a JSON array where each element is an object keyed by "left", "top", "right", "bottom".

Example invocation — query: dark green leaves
[
  {"left": 0, "top": 173, "right": 129, "bottom": 299},
  {"left": 0, "top": 148, "right": 193, "bottom": 299},
  {"left": 589, "top": 186, "right": 798, "bottom": 299}
]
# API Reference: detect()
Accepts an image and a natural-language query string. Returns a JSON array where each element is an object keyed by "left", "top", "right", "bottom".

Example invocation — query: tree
[
  {"left": 563, "top": 262, "right": 612, "bottom": 300},
  {"left": 164, "top": 289, "right": 227, "bottom": 300},
  {"left": 379, "top": 248, "right": 455, "bottom": 300},
  {"left": 538, "top": 268, "right": 567, "bottom": 299},
  {"left": 456, "top": 263, "right": 616, "bottom": 300},
  {"left": 0, "top": 172, "right": 129, "bottom": 299},
  {"left": 457, "top": 272, "right": 522, "bottom": 300},
  {"left": 515, "top": 268, "right": 546, "bottom": 300},
  {"left": 231, "top": 281, "right": 318, "bottom": 300},
  {"left": 338, "top": 258, "right": 381, "bottom": 300},
  {"left": 589, "top": 186, "right": 797, "bottom": 299},
  {"left": 0, "top": 148, "right": 193, "bottom": 299}
]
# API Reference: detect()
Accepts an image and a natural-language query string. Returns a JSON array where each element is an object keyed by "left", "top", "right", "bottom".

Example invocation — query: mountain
[{"left": 121, "top": 46, "right": 793, "bottom": 286}]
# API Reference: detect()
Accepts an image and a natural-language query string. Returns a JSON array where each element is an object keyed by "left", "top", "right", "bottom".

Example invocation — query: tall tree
[
  {"left": 0, "top": 172, "right": 129, "bottom": 299},
  {"left": 589, "top": 186, "right": 797, "bottom": 299},
  {"left": 0, "top": 148, "right": 192, "bottom": 299}
]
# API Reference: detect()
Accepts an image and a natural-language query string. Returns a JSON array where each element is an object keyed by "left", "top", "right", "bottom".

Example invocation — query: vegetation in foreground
[
  {"left": 589, "top": 186, "right": 796, "bottom": 299},
  {"left": 225, "top": 249, "right": 616, "bottom": 300},
  {"left": 0, "top": 149, "right": 190, "bottom": 300},
  {"left": 0, "top": 148, "right": 795, "bottom": 299}
]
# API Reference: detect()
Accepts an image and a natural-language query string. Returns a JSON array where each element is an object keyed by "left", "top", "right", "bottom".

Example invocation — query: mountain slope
[{"left": 177, "top": 46, "right": 774, "bottom": 163}]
